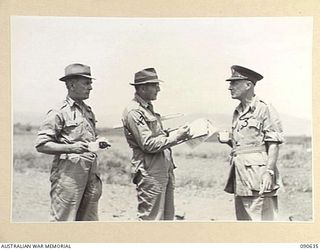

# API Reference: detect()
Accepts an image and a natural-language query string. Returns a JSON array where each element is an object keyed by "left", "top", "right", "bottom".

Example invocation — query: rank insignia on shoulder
[{"left": 136, "top": 114, "right": 145, "bottom": 126}]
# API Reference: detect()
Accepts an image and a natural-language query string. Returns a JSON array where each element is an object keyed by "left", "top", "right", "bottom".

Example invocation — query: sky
[{"left": 11, "top": 16, "right": 313, "bottom": 128}]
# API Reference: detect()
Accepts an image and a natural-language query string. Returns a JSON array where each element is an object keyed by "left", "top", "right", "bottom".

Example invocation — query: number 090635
[{"left": 300, "top": 244, "right": 319, "bottom": 248}]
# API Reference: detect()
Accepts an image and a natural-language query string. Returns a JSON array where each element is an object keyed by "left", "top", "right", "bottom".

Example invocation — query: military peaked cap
[{"left": 226, "top": 65, "right": 263, "bottom": 83}]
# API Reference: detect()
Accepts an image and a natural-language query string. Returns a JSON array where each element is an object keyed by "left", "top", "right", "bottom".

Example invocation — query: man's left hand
[{"left": 259, "top": 171, "right": 273, "bottom": 195}]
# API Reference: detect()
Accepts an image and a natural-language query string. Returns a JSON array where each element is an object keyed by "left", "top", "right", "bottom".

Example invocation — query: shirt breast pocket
[
  {"left": 63, "top": 120, "right": 84, "bottom": 138},
  {"left": 247, "top": 118, "right": 261, "bottom": 131},
  {"left": 239, "top": 118, "right": 262, "bottom": 139},
  {"left": 144, "top": 116, "right": 159, "bottom": 135}
]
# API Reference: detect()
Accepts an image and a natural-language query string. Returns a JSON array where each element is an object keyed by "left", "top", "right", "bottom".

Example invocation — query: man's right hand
[
  {"left": 69, "top": 141, "right": 90, "bottom": 154},
  {"left": 176, "top": 125, "right": 191, "bottom": 141}
]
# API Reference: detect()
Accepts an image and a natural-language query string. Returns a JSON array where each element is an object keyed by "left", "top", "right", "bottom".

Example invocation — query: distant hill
[{"left": 13, "top": 111, "right": 311, "bottom": 136}]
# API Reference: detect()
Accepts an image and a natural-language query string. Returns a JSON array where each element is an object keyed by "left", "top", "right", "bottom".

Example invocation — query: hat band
[
  {"left": 66, "top": 72, "right": 91, "bottom": 76},
  {"left": 135, "top": 75, "right": 158, "bottom": 83}
]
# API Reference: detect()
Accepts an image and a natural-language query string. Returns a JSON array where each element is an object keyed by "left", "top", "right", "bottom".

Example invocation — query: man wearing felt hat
[
  {"left": 218, "top": 65, "right": 284, "bottom": 221},
  {"left": 122, "top": 67, "right": 190, "bottom": 220},
  {"left": 35, "top": 63, "right": 102, "bottom": 221}
]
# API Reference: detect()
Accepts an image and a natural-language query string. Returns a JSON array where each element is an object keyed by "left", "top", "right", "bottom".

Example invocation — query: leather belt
[{"left": 231, "top": 145, "right": 266, "bottom": 157}]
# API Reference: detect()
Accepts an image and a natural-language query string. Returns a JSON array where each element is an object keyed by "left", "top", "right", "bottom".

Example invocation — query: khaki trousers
[
  {"left": 50, "top": 158, "right": 102, "bottom": 221},
  {"left": 235, "top": 195, "right": 278, "bottom": 221},
  {"left": 135, "top": 170, "right": 175, "bottom": 220}
]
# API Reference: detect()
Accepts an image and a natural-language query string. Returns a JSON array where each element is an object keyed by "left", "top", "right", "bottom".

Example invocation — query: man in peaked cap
[
  {"left": 218, "top": 65, "right": 284, "bottom": 221},
  {"left": 35, "top": 63, "right": 103, "bottom": 221},
  {"left": 122, "top": 68, "right": 190, "bottom": 220}
]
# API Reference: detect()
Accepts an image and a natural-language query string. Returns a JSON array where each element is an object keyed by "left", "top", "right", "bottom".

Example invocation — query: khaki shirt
[
  {"left": 35, "top": 96, "right": 98, "bottom": 176},
  {"left": 122, "top": 94, "right": 178, "bottom": 179},
  {"left": 225, "top": 96, "right": 284, "bottom": 196},
  {"left": 36, "top": 96, "right": 96, "bottom": 146}
]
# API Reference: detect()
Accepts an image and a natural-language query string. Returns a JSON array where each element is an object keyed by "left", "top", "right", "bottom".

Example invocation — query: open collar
[
  {"left": 134, "top": 93, "right": 151, "bottom": 109},
  {"left": 65, "top": 95, "right": 91, "bottom": 111},
  {"left": 235, "top": 95, "right": 259, "bottom": 115}
]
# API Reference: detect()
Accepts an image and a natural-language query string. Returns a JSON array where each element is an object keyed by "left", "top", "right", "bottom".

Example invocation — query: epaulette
[
  {"left": 47, "top": 100, "right": 69, "bottom": 113},
  {"left": 126, "top": 99, "right": 141, "bottom": 112}
]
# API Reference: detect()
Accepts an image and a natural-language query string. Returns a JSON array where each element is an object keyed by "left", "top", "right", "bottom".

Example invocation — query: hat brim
[
  {"left": 59, "top": 74, "right": 96, "bottom": 82},
  {"left": 225, "top": 76, "right": 249, "bottom": 81},
  {"left": 129, "top": 79, "right": 163, "bottom": 85}
]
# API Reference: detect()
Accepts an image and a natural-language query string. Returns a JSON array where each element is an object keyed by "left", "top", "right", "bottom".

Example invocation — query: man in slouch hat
[
  {"left": 35, "top": 63, "right": 102, "bottom": 221},
  {"left": 122, "top": 68, "right": 190, "bottom": 220}
]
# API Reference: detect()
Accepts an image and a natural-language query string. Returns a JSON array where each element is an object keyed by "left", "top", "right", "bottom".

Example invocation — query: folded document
[{"left": 170, "top": 118, "right": 218, "bottom": 149}]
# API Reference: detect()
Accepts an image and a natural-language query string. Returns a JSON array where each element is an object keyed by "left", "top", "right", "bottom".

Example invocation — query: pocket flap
[
  {"left": 65, "top": 120, "right": 83, "bottom": 127},
  {"left": 247, "top": 118, "right": 261, "bottom": 128}
]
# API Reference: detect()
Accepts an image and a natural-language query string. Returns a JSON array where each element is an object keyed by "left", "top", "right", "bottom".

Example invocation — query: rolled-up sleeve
[
  {"left": 35, "top": 109, "right": 63, "bottom": 148},
  {"left": 126, "top": 110, "right": 178, "bottom": 153},
  {"left": 263, "top": 103, "right": 285, "bottom": 143}
]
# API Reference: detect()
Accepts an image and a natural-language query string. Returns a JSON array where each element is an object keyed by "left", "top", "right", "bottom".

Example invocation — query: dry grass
[
  {"left": 13, "top": 131, "right": 313, "bottom": 221},
  {"left": 13, "top": 132, "right": 312, "bottom": 191}
]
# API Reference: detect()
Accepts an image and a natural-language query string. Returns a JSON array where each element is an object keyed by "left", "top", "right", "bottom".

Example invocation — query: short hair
[
  {"left": 247, "top": 79, "right": 256, "bottom": 86},
  {"left": 65, "top": 77, "right": 78, "bottom": 90},
  {"left": 134, "top": 84, "right": 146, "bottom": 92}
]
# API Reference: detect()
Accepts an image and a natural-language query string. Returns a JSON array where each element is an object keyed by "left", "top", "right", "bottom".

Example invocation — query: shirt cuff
[
  {"left": 264, "top": 131, "right": 285, "bottom": 144},
  {"left": 35, "top": 134, "right": 55, "bottom": 148}
]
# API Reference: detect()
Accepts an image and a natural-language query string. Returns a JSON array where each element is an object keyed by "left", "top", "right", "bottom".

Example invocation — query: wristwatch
[{"left": 266, "top": 169, "right": 275, "bottom": 176}]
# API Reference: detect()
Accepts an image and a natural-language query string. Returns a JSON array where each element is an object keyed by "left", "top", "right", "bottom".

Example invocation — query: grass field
[{"left": 12, "top": 128, "right": 313, "bottom": 221}]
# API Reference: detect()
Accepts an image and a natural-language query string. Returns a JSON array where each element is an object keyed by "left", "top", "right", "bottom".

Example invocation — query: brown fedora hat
[
  {"left": 130, "top": 68, "right": 163, "bottom": 85},
  {"left": 59, "top": 63, "right": 96, "bottom": 82}
]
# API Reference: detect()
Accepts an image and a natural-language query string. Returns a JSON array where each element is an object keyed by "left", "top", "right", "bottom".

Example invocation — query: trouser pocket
[{"left": 83, "top": 174, "right": 103, "bottom": 202}]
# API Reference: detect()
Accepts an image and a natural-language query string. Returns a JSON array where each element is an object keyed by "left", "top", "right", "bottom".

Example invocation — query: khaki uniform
[
  {"left": 225, "top": 96, "right": 284, "bottom": 220},
  {"left": 122, "top": 94, "right": 178, "bottom": 220},
  {"left": 35, "top": 96, "right": 102, "bottom": 221}
]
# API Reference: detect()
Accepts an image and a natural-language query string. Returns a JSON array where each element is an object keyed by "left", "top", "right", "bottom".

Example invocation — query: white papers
[
  {"left": 170, "top": 118, "right": 218, "bottom": 149},
  {"left": 185, "top": 118, "right": 218, "bottom": 149}
]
